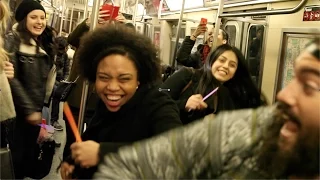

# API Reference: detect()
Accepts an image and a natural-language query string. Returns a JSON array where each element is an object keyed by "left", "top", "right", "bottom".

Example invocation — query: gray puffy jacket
[{"left": 94, "top": 105, "right": 276, "bottom": 179}]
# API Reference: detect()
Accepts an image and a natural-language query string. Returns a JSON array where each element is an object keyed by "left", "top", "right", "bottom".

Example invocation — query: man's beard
[{"left": 257, "top": 102, "right": 319, "bottom": 178}]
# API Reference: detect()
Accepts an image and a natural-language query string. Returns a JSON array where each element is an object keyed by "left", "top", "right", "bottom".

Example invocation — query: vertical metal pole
[
  {"left": 51, "top": 10, "right": 55, "bottom": 26},
  {"left": 69, "top": 3, "right": 75, "bottom": 33},
  {"left": 157, "top": 0, "right": 163, "bottom": 20},
  {"left": 211, "top": 0, "right": 224, "bottom": 51},
  {"left": 171, "top": 0, "right": 186, "bottom": 69},
  {"left": 59, "top": 0, "right": 66, "bottom": 36},
  {"left": 83, "top": 0, "right": 89, "bottom": 19},
  {"left": 78, "top": 11, "right": 81, "bottom": 24},
  {"left": 120, "top": 0, "right": 126, "bottom": 12},
  {"left": 89, "top": 0, "right": 100, "bottom": 29},
  {"left": 78, "top": 0, "right": 101, "bottom": 134},
  {"left": 133, "top": 0, "right": 139, "bottom": 26}
]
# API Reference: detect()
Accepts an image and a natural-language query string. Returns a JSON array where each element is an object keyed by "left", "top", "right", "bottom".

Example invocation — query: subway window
[
  {"left": 225, "top": 25, "right": 236, "bottom": 47},
  {"left": 246, "top": 25, "right": 264, "bottom": 86},
  {"left": 172, "top": 25, "right": 186, "bottom": 39}
]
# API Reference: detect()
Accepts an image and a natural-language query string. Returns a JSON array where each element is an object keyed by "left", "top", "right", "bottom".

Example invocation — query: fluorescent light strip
[
  {"left": 161, "top": 0, "right": 291, "bottom": 15},
  {"left": 165, "top": 0, "right": 204, "bottom": 11}
]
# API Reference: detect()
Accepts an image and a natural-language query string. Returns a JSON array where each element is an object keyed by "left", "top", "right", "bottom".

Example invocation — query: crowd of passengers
[{"left": 2, "top": 0, "right": 318, "bottom": 179}]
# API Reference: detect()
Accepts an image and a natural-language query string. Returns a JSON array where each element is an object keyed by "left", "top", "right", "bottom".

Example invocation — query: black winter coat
[
  {"left": 4, "top": 32, "right": 53, "bottom": 117},
  {"left": 65, "top": 85, "right": 183, "bottom": 179},
  {"left": 161, "top": 67, "right": 235, "bottom": 124},
  {"left": 176, "top": 36, "right": 205, "bottom": 69},
  {"left": 66, "top": 19, "right": 99, "bottom": 111},
  {"left": 55, "top": 52, "right": 69, "bottom": 82}
]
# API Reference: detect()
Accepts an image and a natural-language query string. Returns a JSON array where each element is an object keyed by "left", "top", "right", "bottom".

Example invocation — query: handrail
[
  {"left": 182, "top": 18, "right": 215, "bottom": 25},
  {"left": 69, "top": 3, "right": 75, "bottom": 33},
  {"left": 211, "top": 0, "right": 225, "bottom": 51},
  {"left": 77, "top": 0, "right": 100, "bottom": 135},
  {"left": 133, "top": 0, "right": 139, "bottom": 26},
  {"left": 171, "top": 0, "right": 186, "bottom": 70},
  {"left": 219, "top": 0, "right": 308, "bottom": 17},
  {"left": 83, "top": 0, "right": 89, "bottom": 19},
  {"left": 158, "top": 0, "right": 164, "bottom": 20},
  {"left": 58, "top": 0, "right": 66, "bottom": 36}
]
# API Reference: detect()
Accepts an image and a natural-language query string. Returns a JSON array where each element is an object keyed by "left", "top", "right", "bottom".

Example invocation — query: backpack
[{"left": 25, "top": 140, "right": 56, "bottom": 179}]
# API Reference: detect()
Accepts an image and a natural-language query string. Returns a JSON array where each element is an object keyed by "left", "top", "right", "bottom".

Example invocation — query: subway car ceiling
[{"left": 17, "top": 0, "right": 320, "bottom": 104}]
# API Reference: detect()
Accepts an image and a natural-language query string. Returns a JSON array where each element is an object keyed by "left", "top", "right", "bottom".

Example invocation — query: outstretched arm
[
  {"left": 94, "top": 115, "right": 213, "bottom": 179},
  {"left": 94, "top": 106, "right": 275, "bottom": 179}
]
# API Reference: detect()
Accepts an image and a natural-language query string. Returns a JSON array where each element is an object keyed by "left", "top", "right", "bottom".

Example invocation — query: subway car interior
[
  {"left": 23, "top": 0, "right": 318, "bottom": 102},
  {"left": 1, "top": 0, "right": 320, "bottom": 179}
]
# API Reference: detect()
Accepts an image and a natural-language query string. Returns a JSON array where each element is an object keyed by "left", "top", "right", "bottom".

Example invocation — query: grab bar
[{"left": 219, "top": 0, "right": 308, "bottom": 17}]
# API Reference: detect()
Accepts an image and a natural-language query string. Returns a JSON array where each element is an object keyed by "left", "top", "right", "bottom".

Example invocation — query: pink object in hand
[{"left": 41, "top": 118, "right": 46, "bottom": 129}]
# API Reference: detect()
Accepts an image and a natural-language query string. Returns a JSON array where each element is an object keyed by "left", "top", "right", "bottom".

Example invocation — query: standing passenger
[
  {"left": 50, "top": 36, "right": 70, "bottom": 131},
  {"left": 176, "top": 23, "right": 229, "bottom": 69},
  {"left": 0, "top": 0, "right": 16, "bottom": 151},
  {"left": 4, "top": 0, "right": 55, "bottom": 178}
]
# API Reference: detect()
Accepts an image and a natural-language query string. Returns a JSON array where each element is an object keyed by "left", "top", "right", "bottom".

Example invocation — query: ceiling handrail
[{"left": 219, "top": 0, "right": 308, "bottom": 17}]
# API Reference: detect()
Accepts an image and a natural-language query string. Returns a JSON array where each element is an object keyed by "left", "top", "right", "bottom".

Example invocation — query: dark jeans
[
  {"left": 10, "top": 116, "right": 41, "bottom": 179},
  {"left": 50, "top": 85, "right": 59, "bottom": 123},
  {"left": 0, "top": 118, "right": 15, "bottom": 148},
  {"left": 63, "top": 105, "right": 95, "bottom": 160}
]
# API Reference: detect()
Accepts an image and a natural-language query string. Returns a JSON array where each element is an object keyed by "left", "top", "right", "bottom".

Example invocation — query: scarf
[
  {"left": 201, "top": 44, "right": 210, "bottom": 64},
  {"left": 0, "top": 70, "right": 16, "bottom": 122}
]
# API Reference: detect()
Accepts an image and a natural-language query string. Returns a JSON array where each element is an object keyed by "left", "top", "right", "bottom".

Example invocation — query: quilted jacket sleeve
[
  {"left": 94, "top": 106, "right": 276, "bottom": 179},
  {"left": 94, "top": 115, "right": 212, "bottom": 179}
]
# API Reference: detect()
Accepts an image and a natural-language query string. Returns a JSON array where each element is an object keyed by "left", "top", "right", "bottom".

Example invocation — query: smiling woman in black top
[
  {"left": 60, "top": 23, "right": 182, "bottom": 179},
  {"left": 161, "top": 44, "right": 267, "bottom": 124}
]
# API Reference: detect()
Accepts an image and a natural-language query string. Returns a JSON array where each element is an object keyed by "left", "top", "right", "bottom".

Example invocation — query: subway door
[
  {"left": 170, "top": 23, "right": 186, "bottom": 68},
  {"left": 145, "top": 24, "right": 153, "bottom": 39},
  {"left": 224, "top": 20, "right": 267, "bottom": 90},
  {"left": 243, "top": 24, "right": 266, "bottom": 89},
  {"left": 224, "top": 20, "right": 242, "bottom": 49}
]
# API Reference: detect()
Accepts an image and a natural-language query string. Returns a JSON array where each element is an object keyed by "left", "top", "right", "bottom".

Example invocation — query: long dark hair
[
  {"left": 196, "top": 44, "right": 266, "bottom": 109},
  {"left": 220, "top": 28, "right": 229, "bottom": 44},
  {"left": 16, "top": 18, "right": 55, "bottom": 59}
]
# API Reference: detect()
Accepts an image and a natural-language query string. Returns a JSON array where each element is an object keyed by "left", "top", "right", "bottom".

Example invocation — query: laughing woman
[
  {"left": 4, "top": 0, "right": 55, "bottom": 178},
  {"left": 60, "top": 23, "right": 182, "bottom": 179}
]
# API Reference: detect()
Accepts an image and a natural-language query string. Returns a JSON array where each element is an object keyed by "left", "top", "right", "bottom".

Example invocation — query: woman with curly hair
[{"left": 60, "top": 23, "right": 182, "bottom": 179}]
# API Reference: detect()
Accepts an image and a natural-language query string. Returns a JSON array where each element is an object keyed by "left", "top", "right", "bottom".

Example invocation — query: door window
[
  {"left": 225, "top": 25, "right": 237, "bottom": 47},
  {"left": 246, "top": 25, "right": 264, "bottom": 86}
]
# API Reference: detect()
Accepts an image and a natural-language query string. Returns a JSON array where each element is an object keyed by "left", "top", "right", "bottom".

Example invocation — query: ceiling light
[{"left": 165, "top": 0, "right": 204, "bottom": 11}]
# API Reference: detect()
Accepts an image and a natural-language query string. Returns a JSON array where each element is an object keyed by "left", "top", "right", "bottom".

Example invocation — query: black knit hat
[{"left": 15, "top": 0, "right": 46, "bottom": 22}]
